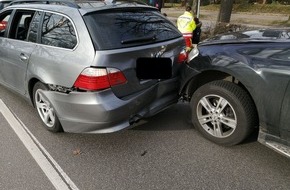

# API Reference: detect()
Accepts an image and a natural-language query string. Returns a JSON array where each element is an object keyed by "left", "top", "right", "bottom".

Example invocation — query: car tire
[
  {"left": 33, "top": 82, "right": 63, "bottom": 132},
  {"left": 190, "top": 80, "right": 257, "bottom": 146}
]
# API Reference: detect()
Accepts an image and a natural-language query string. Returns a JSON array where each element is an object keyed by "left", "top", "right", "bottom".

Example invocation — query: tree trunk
[
  {"left": 214, "top": 0, "right": 234, "bottom": 34},
  {"left": 190, "top": 0, "right": 197, "bottom": 15},
  {"left": 217, "top": 0, "right": 234, "bottom": 23}
]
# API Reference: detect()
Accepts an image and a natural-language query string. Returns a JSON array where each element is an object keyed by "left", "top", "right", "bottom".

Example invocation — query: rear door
[{"left": 0, "top": 9, "right": 36, "bottom": 94}]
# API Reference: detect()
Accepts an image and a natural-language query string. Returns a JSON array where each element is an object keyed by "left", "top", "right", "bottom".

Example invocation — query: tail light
[
  {"left": 178, "top": 49, "right": 188, "bottom": 64},
  {"left": 107, "top": 68, "right": 127, "bottom": 86},
  {"left": 0, "top": 21, "right": 7, "bottom": 30},
  {"left": 73, "top": 68, "right": 127, "bottom": 91}
]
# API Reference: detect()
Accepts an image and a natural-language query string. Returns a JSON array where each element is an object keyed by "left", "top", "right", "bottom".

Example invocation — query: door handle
[{"left": 19, "top": 53, "right": 28, "bottom": 61}]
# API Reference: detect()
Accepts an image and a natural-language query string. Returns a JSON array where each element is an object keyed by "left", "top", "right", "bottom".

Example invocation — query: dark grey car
[
  {"left": 0, "top": 0, "right": 186, "bottom": 133},
  {"left": 180, "top": 29, "right": 290, "bottom": 158}
]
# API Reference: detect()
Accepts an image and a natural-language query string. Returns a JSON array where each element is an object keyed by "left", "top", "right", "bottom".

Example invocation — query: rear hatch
[{"left": 82, "top": 7, "right": 184, "bottom": 98}]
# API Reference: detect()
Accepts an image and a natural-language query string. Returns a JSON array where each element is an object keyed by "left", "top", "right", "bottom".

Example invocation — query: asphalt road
[{"left": 1, "top": 84, "right": 290, "bottom": 190}]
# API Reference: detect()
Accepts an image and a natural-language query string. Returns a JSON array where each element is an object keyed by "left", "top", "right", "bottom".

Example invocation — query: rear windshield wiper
[{"left": 121, "top": 35, "right": 156, "bottom": 44}]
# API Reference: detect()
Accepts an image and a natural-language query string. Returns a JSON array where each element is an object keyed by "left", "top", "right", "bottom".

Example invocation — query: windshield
[{"left": 83, "top": 9, "right": 181, "bottom": 50}]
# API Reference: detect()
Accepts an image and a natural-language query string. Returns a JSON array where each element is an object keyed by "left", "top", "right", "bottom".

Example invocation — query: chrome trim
[{"left": 258, "top": 130, "right": 290, "bottom": 159}]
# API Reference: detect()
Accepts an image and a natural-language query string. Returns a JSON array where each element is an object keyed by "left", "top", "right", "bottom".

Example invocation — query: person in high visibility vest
[{"left": 177, "top": 6, "right": 196, "bottom": 51}]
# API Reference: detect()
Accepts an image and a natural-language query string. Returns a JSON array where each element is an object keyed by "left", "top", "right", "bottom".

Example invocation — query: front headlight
[{"left": 187, "top": 47, "right": 199, "bottom": 62}]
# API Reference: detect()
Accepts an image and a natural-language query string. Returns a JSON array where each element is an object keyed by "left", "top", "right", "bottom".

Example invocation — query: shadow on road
[
  {"left": 132, "top": 102, "right": 194, "bottom": 131},
  {"left": 132, "top": 101, "right": 259, "bottom": 145}
]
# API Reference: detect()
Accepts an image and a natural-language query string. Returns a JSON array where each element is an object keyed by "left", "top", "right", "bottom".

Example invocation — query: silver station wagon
[{"left": 0, "top": 0, "right": 186, "bottom": 133}]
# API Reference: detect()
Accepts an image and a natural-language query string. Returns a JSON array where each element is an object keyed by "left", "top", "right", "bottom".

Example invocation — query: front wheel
[
  {"left": 33, "top": 82, "right": 63, "bottom": 132},
  {"left": 190, "top": 80, "right": 257, "bottom": 146}
]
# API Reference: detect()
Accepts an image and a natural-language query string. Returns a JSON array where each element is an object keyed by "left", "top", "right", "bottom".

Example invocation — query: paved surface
[
  {"left": 0, "top": 114, "right": 54, "bottom": 190},
  {"left": 1, "top": 84, "right": 290, "bottom": 190}
]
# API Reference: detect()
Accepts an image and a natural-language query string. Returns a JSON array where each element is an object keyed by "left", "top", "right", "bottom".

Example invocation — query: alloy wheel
[
  {"left": 196, "top": 94, "right": 237, "bottom": 138},
  {"left": 35, "top": 89, "right": 55, "bottom": 128}
]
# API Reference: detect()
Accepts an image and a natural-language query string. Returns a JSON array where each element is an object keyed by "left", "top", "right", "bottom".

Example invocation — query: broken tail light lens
[
  {"left": 178, "top": 49, "right": 188, "bottom": 64},
  {"left": 0, "top": 21, "right": 7, "bottom": 30}
]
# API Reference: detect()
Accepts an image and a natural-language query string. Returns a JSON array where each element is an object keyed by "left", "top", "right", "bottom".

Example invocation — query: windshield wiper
[{"left": 121, "top": 35, "right": 156, "bottom": 44}]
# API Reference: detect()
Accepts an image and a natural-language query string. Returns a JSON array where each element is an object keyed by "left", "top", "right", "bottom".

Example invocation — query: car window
[
  {"left": 8, "top": 10, "right": 35, "bottom": 40},
  {"left": 83, "top": 9, "right": 181, "bottom": 50},
  {"left": 41, "top": 12, "right": 77, "bottom": 49},
  {"left": 0, "top": 10, "right": 12, "bottom": 37}
]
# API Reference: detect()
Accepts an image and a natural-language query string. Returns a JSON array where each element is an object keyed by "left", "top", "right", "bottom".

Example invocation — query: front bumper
[{"left": 42, "top": 78, "right": 179, "bottom": 133}]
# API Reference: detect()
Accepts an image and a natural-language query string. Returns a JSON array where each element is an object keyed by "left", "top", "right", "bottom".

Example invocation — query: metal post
[{"left": 196, "top": 0, "right": 200, "bottom": 18}]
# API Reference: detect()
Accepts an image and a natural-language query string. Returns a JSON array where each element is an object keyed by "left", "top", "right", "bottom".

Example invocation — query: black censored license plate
[{"left": 136, "top": 58, "right": 172, "bottom": 80}]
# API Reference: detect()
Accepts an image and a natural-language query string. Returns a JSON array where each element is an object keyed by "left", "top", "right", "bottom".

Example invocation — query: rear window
[{"left": 83, "top": 9, "right": 181, "bottom": 50}]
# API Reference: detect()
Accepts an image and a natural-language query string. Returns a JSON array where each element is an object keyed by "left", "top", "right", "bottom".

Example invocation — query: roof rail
[
  {"left": 8, "top": 0, "right": 148, "bottom": 9},
  {"left": 76, "top": 0, "right": 147, "bottom": 5},
  {"left": 75, "top": 0, "right": 147, "bottom": 7},
  {"left": 9, "top": 0, "right": 80, "bottom": 8}
]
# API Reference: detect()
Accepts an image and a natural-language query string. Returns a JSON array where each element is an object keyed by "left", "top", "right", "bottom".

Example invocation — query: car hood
[{"left": 200, "top": 29, "right": 290, "bottom": 45}]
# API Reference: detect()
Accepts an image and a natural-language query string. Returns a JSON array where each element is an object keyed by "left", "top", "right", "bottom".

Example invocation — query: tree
[
  {"left": 190, "top": 0, "right": 197, "bottom": 15},
  {"left": 214, "top": 0, "right": 234, "bottom": 34},
  {"left": 217, "top": 0, "right": 234, "bottom": 23}
]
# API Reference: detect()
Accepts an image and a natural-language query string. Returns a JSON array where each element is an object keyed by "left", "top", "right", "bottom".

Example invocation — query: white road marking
[{"left": 0, "top": 99, "right": 79, "bottom": 190}]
